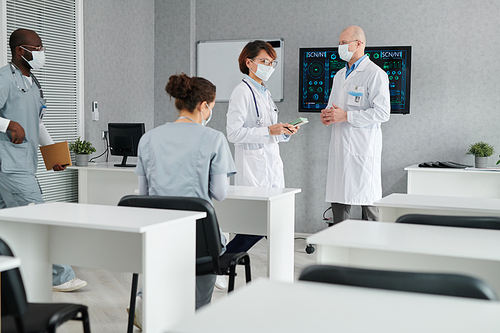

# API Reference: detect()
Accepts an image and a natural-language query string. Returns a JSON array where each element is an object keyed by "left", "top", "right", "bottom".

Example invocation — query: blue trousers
[
  {"left": 225, "top": 234, "right": 264, "bottom": 253},
  {"left": 0, "top": 171, "right": 76, "bottom": 285}
]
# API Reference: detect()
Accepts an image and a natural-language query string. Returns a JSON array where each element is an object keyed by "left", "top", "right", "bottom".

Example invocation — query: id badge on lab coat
[{"left": 347, "top": 86, "right": 364, "bottom": 106}]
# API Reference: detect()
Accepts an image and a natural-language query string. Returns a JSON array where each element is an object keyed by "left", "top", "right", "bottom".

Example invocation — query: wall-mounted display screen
[{"left": 299, "top": 46, "right": 411, "bottom": 114}]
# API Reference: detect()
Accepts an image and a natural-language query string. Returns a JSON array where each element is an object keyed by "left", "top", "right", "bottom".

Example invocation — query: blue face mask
[{"left": 201, "top": 103, "right": 213, "bottom": 126}]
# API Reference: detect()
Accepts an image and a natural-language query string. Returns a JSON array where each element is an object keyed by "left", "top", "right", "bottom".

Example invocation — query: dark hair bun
[
  {"left": 166, "top": 73, "right": 193, "bottom": 99},
  {"left": 165, "top": 73, "right": 216, "bottom": 112}
]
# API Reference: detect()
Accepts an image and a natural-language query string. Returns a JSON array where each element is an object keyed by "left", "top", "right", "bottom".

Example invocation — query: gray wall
[
  {"left": 83, "top": 0, "right": 155, "bottom": 163},
  {"left": 153, "top": 0, "right": 500, "bottom": 233},
  {"left": 154, "top": 0, "right": 192, "bottom": 126}
]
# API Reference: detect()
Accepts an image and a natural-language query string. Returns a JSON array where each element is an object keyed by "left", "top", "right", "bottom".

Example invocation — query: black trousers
[
  {"left": 330, "top": 203, "right": 379, "bottom": 224},
  {"left": 225, "top": 234, "right": 264, "bottom": 253}
]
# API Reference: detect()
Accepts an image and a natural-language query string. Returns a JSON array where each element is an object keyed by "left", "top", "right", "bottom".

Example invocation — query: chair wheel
[{"left": 305, "top": 245, "right": 315, "bottom": 254}]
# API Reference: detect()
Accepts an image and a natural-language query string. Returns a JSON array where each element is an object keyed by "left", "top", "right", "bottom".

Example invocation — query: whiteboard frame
[{"left": 196, "top": 38, "right": 284, "bottom": 103}]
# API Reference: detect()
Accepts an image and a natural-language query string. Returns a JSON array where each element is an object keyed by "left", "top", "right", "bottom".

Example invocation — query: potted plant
[
  {"left": 69, "top": 137, "right": 96, "bottom": 167},
  {"left": 466, "top": 141, "right": 494, "bottom": 168}
]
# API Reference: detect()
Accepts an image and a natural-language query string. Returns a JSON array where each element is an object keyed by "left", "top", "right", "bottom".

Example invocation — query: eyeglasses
[
  {"left": 252, "top": 57, "right": 278, "bottom": 68},
  {"left": 338, "top": 40, "right": 360, "bottom": 46},
  {"left": 20, "top": 45, "right": 46, "bottom": 52}
]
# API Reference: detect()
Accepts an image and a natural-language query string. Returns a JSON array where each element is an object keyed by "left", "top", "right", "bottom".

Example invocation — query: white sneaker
[
  {"left": 127, "top": 296, "right": 143, "bottom": 330},
  {"left": 215, "top": 275, "right": 228, "bottom": 290},
  {"left": 52, "top": 277, "right": 87, "bottom": 292}
]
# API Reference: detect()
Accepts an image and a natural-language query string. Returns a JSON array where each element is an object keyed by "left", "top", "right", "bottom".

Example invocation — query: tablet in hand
[{"left": 288, "top": 117, "right": 309, "bottom": 126}]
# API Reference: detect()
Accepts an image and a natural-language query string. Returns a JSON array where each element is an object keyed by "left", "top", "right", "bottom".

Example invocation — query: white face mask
[
  {"left": 250, "top": 61, "right": 275, "bottom": 81},
  {"left": 21, "top": 47, "right": 46, "bottom": 70},
  {"left": 338, "top": 42, "right": 358, "bottom": 62},
  {"left": 201, "top": 103, "right": 213, "bottom": 126}
]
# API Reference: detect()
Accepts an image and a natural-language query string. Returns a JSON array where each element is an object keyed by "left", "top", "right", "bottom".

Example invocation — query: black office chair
[
  {"left": 299, "top": 264, "right": 498, "bottom": 300},
  {"left": 0, "top": 238, "right": 91, "bottom": 333},
  {"left": 118, "top": 195, "right": 252, "bottom": 333},
  {"left": 396, "top": 214, "right": 500, "bottom": 230}
]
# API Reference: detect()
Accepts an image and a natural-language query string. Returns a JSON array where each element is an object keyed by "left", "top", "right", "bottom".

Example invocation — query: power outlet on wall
[{"left": 101, "top": 130, "right": 108, "bottom": 140}]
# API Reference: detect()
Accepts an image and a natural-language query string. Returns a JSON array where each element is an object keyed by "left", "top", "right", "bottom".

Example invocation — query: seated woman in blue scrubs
[{"left": 132, "top": 73, "right": 236, "bottom": 329}]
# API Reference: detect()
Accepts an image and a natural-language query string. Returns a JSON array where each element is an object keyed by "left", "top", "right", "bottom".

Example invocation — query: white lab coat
[
  {"left": 226, "top": 77, "right": 289, "bottom": 188},
  {"left": 325, "top": 57, "right": 390, "bottom": 205}
]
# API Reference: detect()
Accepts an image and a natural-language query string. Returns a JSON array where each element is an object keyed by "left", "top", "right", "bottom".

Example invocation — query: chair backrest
[
  {"left": 0, "top": 238, "right": 29, "bottom": 317},
  {"left": 118, "top": 195, "right": 224, "bottom": 271},
  {"left": 396, "top": 214, "right": 500, "bottom": 230},
  {"left": 299, "top": 265, "right": 498, "bottom": 300}
]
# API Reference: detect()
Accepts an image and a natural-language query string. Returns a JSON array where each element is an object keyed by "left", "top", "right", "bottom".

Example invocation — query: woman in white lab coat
[
  {"left": 223, "top": 41, "right": 299, "bottom": 275},
  {"left": 227, "top": 40, "right": 298, "bottom": 188}
]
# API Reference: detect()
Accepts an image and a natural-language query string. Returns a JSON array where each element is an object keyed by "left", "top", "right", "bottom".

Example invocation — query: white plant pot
[
  {"left": 75, "top": 154, "right": 89, "bottom": 167},
  {"left": 475, "top": 156, "right": 488, "bottom": 168}
]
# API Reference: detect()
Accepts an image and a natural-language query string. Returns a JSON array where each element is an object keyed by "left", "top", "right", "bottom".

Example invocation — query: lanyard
[{"left": 178, "top": 116, "right": 196, "bottom": 123}]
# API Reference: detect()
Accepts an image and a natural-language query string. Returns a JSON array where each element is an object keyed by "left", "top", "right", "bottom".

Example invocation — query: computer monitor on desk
[{"left": 108, "top": 123, "right": 145, "bottom": 167}]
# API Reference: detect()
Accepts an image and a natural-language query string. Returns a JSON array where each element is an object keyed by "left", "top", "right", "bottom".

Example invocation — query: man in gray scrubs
[{"left": 0, "top": 28, "right": 86, "bottom": 292}]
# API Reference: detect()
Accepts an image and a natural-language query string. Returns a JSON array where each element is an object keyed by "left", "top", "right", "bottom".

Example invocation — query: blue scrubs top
[
  {"left": 0, "top": 64, "right": 44, "bottom": 174},
  {"left": 135, "top": 122, "right": 236, "bottom": 203}
]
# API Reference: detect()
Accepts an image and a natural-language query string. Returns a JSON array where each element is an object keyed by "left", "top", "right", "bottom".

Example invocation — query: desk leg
[
  {"left": 267, "top": 196, "right": 295, "bottom": 282},
  {"left": 0, "top": 222, "right": 52, "bottom": 302},
  {"left": 78, "top": 169, "right": 89, "bottom": 204},
  {"left": 142, "top": 219, "right": 196, "bottom": 332}
]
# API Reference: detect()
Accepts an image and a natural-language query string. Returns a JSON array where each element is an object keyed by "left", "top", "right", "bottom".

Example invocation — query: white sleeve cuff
[
  {"left": 0, "top": 117, "right": 10, "bottom": 133},
  {"left": 39, "top": 123, "right": 54, "bottom": 146}
]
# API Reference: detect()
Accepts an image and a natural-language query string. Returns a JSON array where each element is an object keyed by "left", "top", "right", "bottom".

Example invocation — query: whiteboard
[{"left": 196, "top": 39, "right": 284, "bottom": 102}]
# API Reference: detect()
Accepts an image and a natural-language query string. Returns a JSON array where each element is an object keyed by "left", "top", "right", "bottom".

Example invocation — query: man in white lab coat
[{"left": 321, "top": 26, "right": 390, "bottom": 223}]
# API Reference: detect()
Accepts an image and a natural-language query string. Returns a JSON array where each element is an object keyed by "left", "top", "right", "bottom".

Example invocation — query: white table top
[
  {"left": 0, "top": 202, "right": 206, "bottom": 233},
  {"left": 66, "top": 165, "right": 302, "bottom": 200},
  {"left": 171, "top": 279, "right": 500, "bottom": 333},
  {"left": 405, "top": 164, "right": 500, "bottom": 174},
  {"left": 225, "top": 186, "right": 301, "bottom": 201},
  {"left": 0, "top": 255, "right": 21, "bottom": 272},
  {"left": 307, "top": 219, "right": 500, "bottom": 262},
  {"left": 375, "top": 193, "right": 500, "bottom": 214},
  {"left": 67, "top": 161, "right": 137, "bottom": 173}
]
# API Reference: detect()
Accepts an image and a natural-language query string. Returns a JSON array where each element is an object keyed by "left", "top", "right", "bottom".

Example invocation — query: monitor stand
[{"left": 114, "top": 156, "right": 136, "bottom": 167}]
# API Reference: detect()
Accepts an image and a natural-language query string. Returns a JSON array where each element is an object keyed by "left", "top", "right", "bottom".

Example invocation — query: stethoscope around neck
[
  {"left": 9, "top": 62, "right": 43, "bottom": 98},
  {"left": 242, "top": 78, "right": 278, "bottom": 126}
]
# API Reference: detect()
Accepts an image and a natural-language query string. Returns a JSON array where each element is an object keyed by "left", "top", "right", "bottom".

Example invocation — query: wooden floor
[{"left": 53, "top": 234, "right": 317, "bottom": 332}]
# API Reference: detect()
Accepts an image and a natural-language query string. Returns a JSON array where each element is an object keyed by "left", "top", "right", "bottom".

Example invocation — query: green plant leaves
[
  {"left": 466, "top": 141, "right": 494, "bottom": 157},
  {"left": 69, "top": 137, "right": 97, "bottom": 154}
]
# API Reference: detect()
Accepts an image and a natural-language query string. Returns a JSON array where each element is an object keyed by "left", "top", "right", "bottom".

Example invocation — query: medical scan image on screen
[{"left": 299, "top": 46, "right": 411, "bottom": 114}]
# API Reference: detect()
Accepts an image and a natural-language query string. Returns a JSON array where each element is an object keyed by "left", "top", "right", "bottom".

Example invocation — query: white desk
[
  {"left": 307, "top": 219, "right": 500, "bottom": 294},
  {"left": 68, "top": 162, "right": 139, "bottom": 205},
  {"left": 375, "top": 193, "right": 500, "bottom": 221},
  {"left": 70, "top": 164, "right": 301, "bottom": 282},
  {"left": 213, "top": 186, "right": 301, "bottom": 282},
  {"left": 170, "top": 279, "right": 500, "bottom": 333},
  {"left": 0, "top": 202, "right": 204, "bottom": 332},
  {"left": 406, "top": 164, "right": 500, "bottom": 198}
]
